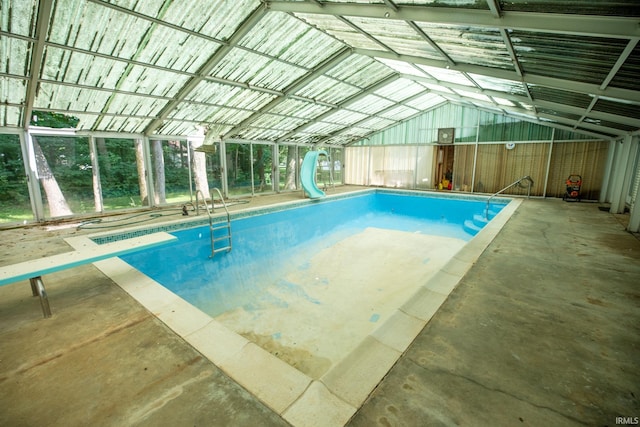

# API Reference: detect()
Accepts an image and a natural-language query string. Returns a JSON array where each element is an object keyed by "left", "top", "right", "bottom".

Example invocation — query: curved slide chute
[{"left": 300, "top": 150, "right": 328, "bottom": 199}]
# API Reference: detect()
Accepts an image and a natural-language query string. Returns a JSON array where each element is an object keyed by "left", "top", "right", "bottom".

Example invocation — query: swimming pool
[{"left": 73, "top": 189, "right": 518, "bottom": 425}]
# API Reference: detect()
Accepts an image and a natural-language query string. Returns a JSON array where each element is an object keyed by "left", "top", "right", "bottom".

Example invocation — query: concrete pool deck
[{"left": 1, "top": 188, "right": 639, "bottom": 426}]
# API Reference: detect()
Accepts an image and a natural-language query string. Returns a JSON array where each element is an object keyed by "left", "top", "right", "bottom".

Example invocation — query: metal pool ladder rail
[
  {"left": 485, "top": 175, "right": 534, "bottom": 219},
  {"left": 196, "top": 188, "right": 232, "bottom": 258}
]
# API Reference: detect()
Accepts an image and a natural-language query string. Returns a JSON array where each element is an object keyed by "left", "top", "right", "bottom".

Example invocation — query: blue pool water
[{"left": 121, "top": 191, "right": 507, "bottom": 317}]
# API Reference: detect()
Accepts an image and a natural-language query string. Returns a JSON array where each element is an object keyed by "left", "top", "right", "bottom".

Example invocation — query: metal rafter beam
[
  {"left": 143, "top": 4, "right": 268, "bottom": 135},
  {"left": 402, "top": 73, "right": 640, "bottom": 129},
  {"left": 265, "top": 1, "right": 640, "bottom": 39},
  {"left": 600, "top": 38, "right": 639, "bottom": 90},
  {"left": 276, "top": 73, "right": 401, "bottom": 142},
  {"left": 359, "top": 48, "right": 640, "bottom": 103},
  {"left": 314, "top": 88, "right": 435, "bottom": 145},
  {"left": 407, "top": 21, "right": 455, "bottom": 66},
  {"left": 23, "top": 0, "right": 53, "bottom": 130},
  {"left": 224, "top": 47, "right": 352, "bottom": 138}
]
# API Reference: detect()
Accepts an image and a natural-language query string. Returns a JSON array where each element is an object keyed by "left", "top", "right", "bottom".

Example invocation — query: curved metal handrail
[{"left": 485, "top": 175, "right": 534, "bottom": 218}]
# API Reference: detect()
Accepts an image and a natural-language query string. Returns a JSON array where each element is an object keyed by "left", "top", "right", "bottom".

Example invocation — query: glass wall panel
[
  {"left": 278, "top": 144, "right": 298, "bottom": 191},
  {"left": 345, "top": 146, "right": 370, "bottom": 185},
  {"left": 415, "top": 145, "right": 435, "bottom": 189},
  {"left": 226, "top": 142, "right": 253, "bottom": 196},
  {"left": 0, "top": 134, "right": 32, "bottom": 223},
  {"left": 252, "top": 143, "right": 274, "bottom": 194},
  {"left": 96, "top": 138, "right": 144, "bottom": 209},
  {"left": 32, "top": 135, "right": 93, "bottom": 218},
  {"left": 149, "top": 139, "right": 191, "bottom": 205},
  {"left": 327, "top": 146, "right": 344, "bottom": 185}
]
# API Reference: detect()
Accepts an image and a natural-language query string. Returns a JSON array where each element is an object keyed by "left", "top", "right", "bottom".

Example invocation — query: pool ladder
[{"left": 195, "top": 188, "right": 232, "bottom": 258}]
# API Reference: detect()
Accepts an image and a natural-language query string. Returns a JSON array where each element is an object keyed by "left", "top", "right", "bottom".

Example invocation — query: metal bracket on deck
[{"left": 29, "top": 276, "right": 52, "bottom": 318}]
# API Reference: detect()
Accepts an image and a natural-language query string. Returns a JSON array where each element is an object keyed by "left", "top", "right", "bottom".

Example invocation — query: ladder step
[
  {"left": 211, "top": 224, "right": 230, "bottom": 231},
  {"left": 213, "top": 246, "right": 231, "bottom": 253},
  {"left": 213, "top": 236, "right": 231, "bottom": 242}
]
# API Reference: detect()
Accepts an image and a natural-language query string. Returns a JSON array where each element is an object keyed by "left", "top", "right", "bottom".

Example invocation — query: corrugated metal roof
[{"left": 0, "top": 0, "right": 638, "bottom": 142}]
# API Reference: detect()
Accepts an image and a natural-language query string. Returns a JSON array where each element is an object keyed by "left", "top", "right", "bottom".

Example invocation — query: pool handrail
[
  {"left": 485, "top": 175, "right": 533, "bottom": 219},
  {"left": 195, "top": 188, "right": 232, "bottom": 258}
]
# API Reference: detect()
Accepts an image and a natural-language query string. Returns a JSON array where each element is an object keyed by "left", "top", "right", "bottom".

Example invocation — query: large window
[
  {"left": 0, "top": 134, "right": 31, "bottom": 223},
  {"left": 32, "top": 135, "right": 93, "bottom": 218},
  {"left": 149, "top": 139, "right": 192, "bottom": 205},
  {"left": 96, "top": 138, "right": 144, "bottom": 210}
]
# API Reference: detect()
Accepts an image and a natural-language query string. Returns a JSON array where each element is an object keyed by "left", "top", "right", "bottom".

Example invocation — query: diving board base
[
  {"left": 1, "top": 232, "right": 177, "bottom": 319},
  {"left": 30, "top": 277, "right": 52, "bottom": 318}
]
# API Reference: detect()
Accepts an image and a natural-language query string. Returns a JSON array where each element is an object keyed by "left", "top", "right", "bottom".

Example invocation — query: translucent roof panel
[
  {"left": 500, "top": 0, "right": 640, "bottom": 16},
  {"left": 239, "top": 12, "right": 343, "bottom": 69},
  {"left": 269, "top": 99, "right": 332, "bottom": 120},
  {"left": 510, "top": 31, "right": 629, "bottom": 86},
  {"left": 209, "top": 48, "right": 309, "bottom": 92},
  {"left": 342, "top": 17, "right": 442, "bottom": 59},
  {"left": 374, "top": 79, "right": 431, "bottom": 102},
  {"left": 327, "top": 55, "right": 395, "bottom": 88},
  {"left": 0, "top": 0, "right": 637, "bottom": 143},
  {"left": 467, "top": 73, "right": 528, "bottom": 97},
  {"left": 415, "top": 23, "right": 513, "bottom": 69},
  {"left": 294, "top": 76, "right": 361, "bottom": 105},
  {"left": 295, "top": 13, "right": 389, "bottom": 50}
]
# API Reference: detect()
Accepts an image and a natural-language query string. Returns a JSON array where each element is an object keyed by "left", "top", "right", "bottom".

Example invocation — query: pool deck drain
[{"left": 1, "top": 189, "right": 639, "bottom": 426}]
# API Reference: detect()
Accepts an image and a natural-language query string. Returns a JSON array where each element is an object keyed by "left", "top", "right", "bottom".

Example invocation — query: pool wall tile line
[{"left": 283, "top": 381, "right": 357, "bottom": 427}]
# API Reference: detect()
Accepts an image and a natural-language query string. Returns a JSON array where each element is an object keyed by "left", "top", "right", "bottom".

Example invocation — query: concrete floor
[{"left": 1, "top": 190, "right": 639, "bottom": 426}]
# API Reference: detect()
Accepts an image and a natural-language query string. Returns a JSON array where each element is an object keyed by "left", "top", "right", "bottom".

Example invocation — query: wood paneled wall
[{"left": 345, "top": 140, "right": 609, "bottom": 199}]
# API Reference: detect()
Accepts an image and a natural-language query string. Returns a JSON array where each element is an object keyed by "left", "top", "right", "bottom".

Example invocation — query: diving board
[
  {"left": 300, "top": 150, "right": 327, "bottom": 199},
  {"left": 0, "top": 232, "right": 177, "bottom": 318}
]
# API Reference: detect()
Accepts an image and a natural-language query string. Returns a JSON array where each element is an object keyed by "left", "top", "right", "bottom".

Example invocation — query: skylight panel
[
  {"left": 295, "top": 77, "right": 360, "bottom": 105},
  {"left": 303, "top": 121, "right": 346, "bottom": 135},
  {"left": 0, "top": 77, "right": 26, "bottom": 105},
  {"left": 343, "top": 16, "right": 441, "bottom": 59},
  {"left": 405, "top": 93, "right": 446, "bottom": 110},
  {"left": 186, "top": 81, "right": 277, "bottom": 110},
  {"left": 416, "top": 65, "right": 475, "bottom": 86},
  {"left": 375, "top": 57, "right": 427, "bottom": 77},
  {"left": 357, "top": 116, "right": 396, "bottom": 130},
  {"left": 379, "top": 105, "right": 420, "bottom": 121},
  {"left": 375, "top": 79, "right": 429, "bottom": 102},
  {"left": 1, "top": 0, "right": 38, "bottom": 37},
  {"left": 270, "top": 99, "right": 332, "bottom": 120},
  {"left": 322, "top": 110, "right": 369, "bottom": 125},
  {"left": 467, "top": 73, "right": 527, "bottom": 97},
  {"left": 493, "top": 97, "right": 516, "bottom": 107},
  {"left": 0, "top": 105, "right": 23, "bottom": 127},
  {"left": 209, "top": 48, "right": 308, "bottom": 91},
  {"left": 0, "top": 38, "right": 30, "bottom": 76},
  {"left": 240, "top": 12, "right": 343, "bottom": 69},
  {"left": 328, "top": 56, "right": 395, "bottom": 87},
  {"left": 347, "top": 95, "right": 395, "bottom": 114},
  {"left": 452, "top": 89, "right": 492, "bottom": 103},
  {"left": 249, "top": 114, "right": 307, "bottom": 131},
  {"left": 294, "top": 13, "right": 383, "bottom": 50}
]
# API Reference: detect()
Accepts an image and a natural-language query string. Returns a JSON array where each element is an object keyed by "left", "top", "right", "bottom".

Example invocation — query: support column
[{"left": 609, "top": 135, "right": 635, "bottom": 214}]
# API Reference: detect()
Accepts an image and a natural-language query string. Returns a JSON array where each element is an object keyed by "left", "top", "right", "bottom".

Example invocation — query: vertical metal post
[{"left": 30, "top": 276, "right": 52, "bottom": 318}]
